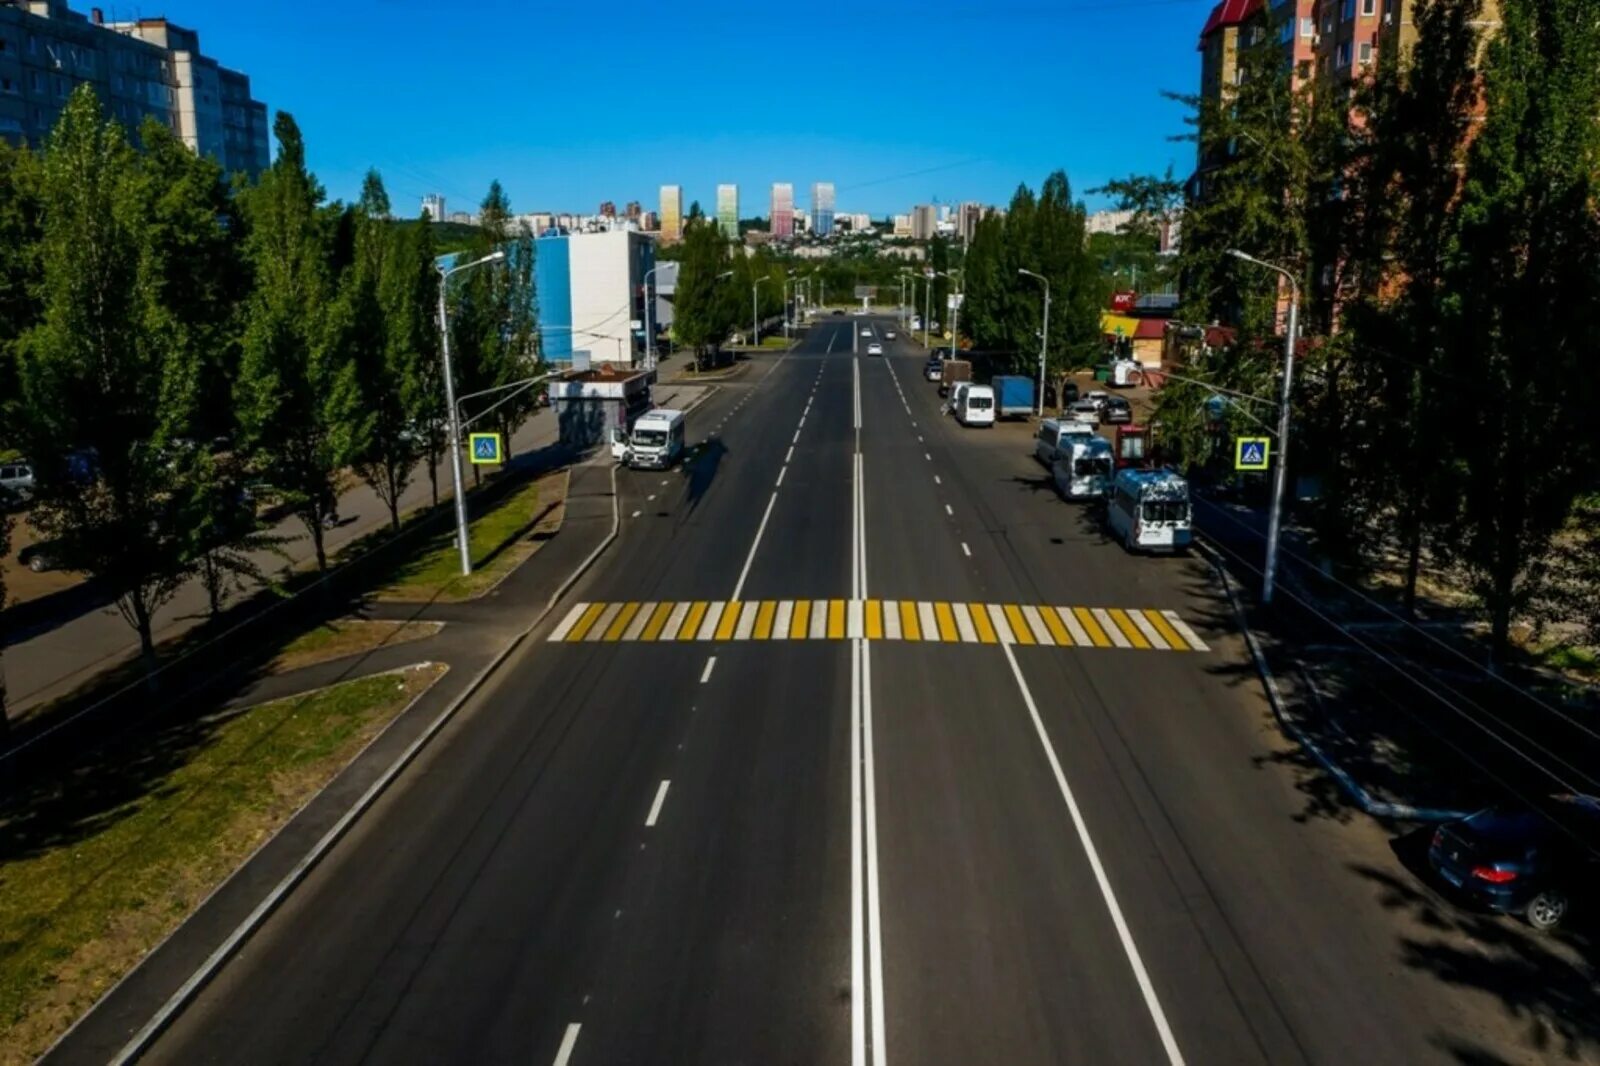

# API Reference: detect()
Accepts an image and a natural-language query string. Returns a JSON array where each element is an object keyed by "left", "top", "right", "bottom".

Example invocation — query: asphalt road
[{"left": 129, "top": 317, "right": 1575, "bottom": 1065}]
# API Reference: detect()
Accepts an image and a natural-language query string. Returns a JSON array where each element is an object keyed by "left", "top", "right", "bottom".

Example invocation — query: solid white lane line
[
  {"left": 998, "top": 641, "right": 1187, "bottom": 1065},
  {"left": 700, "top": 656, "right": 717, "bottom": 683},
  {"left": 731, "top": 492, "right": 780, "bottom": 602},
  {"left": 553, "top": 1023, "right": 582, "bottom": 1066},
  {"left": 1163, "top": 610, "right": 1211, "bottom": 651},
  {"left": 961, "top": 542, "right": 972, "bottom": 557},
  {"left": 646, "top": 780, "right": 671, "bottom": 827},
  {"left": 944, "top": 504, "right": 953, "bottom": 516},
  {"left": 851, "top": 640, "right": 866, "bottom": 1066},
  {"left": 863, "top": 635, "right": 888, "bottom": 1061},
  {"left": 1093, "top": 607, "right": 1132, "bottom": 648}
]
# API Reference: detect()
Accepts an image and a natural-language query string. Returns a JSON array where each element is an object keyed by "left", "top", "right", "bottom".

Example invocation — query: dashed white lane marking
[
  {"left": 647, "top": 494, "right": 656, "bottom": 501},
  {"left": 701, "top": 655, "right": 717, "bottom": 683},
  {"left": 924, "top": 453, "right": 932, "bottom": 461},
  {"left": 552, "top": 1023, "right": 582, "bottom": 1066},
  {"left": 786, "top": 445, "right": 794, "bottom": 463},
  {"left": 961, "top": 542, "right": 972, "bottom": 557},
  {"left": 631, "top": 510, "right": 642, "bottom": 518},
  {"left": 793, "top": 430, "right": 801, "bottom": 445},
  {"left": 934, "top": 475, "right": 941, "bottom": 485},
  {"left": 646, "top": 780, "right": 672, "bottom": 827},
  {"left": 776, "top": 467, "right": 787, "bottom": 487},
  {"left": 945, "top": 504, "right": 953, "bottom": 516}
]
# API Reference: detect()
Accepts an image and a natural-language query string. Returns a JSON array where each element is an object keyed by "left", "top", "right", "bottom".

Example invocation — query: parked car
[
  {"left": 867, "top": 342, "right": 883, "bottom": 356},
  {"left": 1082, "top": 389, "right": 1111, "bottom": 411},
  {"left": 18, "top": 540, "right": 62, "bottom": 573},
  {"left": 1068, "top": 398, "right": 1102, "bottom": 422},
  {"left": 924, "top": 359, "right": 943, "bottom": 382},
  {"left": 1428, "top": 794, "right": 1600, "bottom": 931},
  {"left": 832, "top": 309, "right": 845, "bottom": 316},
  {"left": 0, "top": 461, "right": 35, "bottom": 506},
  {"left": 1100, "top": 396, "right": 1134, "bottom": 425},
  {"left": 885, "top": 330, "right": 897, "bottom": 340}
]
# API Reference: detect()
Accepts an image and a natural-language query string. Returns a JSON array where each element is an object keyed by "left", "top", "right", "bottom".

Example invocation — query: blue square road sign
[
  {"left": 1235, "top": 436, "right": 1270, "bottom": 471},
  {"left": 469, "top": 433, "right": 504, "bottom": 465}
]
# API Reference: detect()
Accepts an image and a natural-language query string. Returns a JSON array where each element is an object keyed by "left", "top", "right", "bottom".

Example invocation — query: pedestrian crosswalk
[{"left": 549, "top": 599, "right": 1210, "bottom": 651}]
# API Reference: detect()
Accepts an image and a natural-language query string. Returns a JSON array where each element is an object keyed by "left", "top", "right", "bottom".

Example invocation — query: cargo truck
[
  {"left": 937, "top": 359, "right": 971, "bottom": 398},
  {"left": 990, "top": 375, "right": 1035, "bottom": 419}
]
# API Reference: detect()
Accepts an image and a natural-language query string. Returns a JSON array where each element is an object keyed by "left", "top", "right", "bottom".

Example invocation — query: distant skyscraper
[
  {"left": 893, "top": 215, "right": 912, "bottom": 237},
  {"left": 770, "top": 183, "right": 795, "bottom": 238},
  {"left": 422, "top": 194, "right": 446, "bottom": 222},
  {"left": 957, "top": 201, "right": 983, "bottom": 242},
  {"left": 660, "top": 185, "right": 683, "bottom": 242},
  {"left": 641, "top": 210, "right": 659, "bottom": 231},
  {"left": 811, "top": 182, "right": 836, "bottom": 236},
  {"left": 911, "top": 204, "right": 937, "bottom": 240},
  {"left": 599, "top": 201, "right": 617, "bottom": 218},
  {"left": 716, "top": 184, "right": 740, "bottom": 239},
  {"left": 625, "top": 201, "right": 642, "bottom": 220}
]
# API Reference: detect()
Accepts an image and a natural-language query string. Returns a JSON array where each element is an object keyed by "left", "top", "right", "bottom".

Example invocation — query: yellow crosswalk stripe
[
  {"left": 865, "top": 599, "right": 884, "bottom": 640},
  {"left": 970, "top": 603, "right": 999, "bottom": 644},
  {"left": 679, "top": 602, "right": 709, "bottom": 641},
  {"left": 1003, "top": 604, "right": 1036, "bottom": 646},
  {"left": 550, "top": 600, "right": 1211, "bottom": 652},
  {"left": 900, "top": 600, "right": 922, "bottom": 641},
  {"left": 1074, "top": 607, "right": 1112, "bottom": 648},
  {"left": 1107, "top": 608, "right": 1150, "bottom": 649},
  {"left": 1039, "top": 605, "right": 1074, "bottom": 647},
  {"left": 566, "top": 602, "right": 607, "bottom": 642},
  {"left": 603, "top": 602, "right": 641, "bottom": 641}
]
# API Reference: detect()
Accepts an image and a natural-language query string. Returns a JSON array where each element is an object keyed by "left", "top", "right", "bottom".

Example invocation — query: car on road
[
  {"left": 867, "top": 342, "right": 883, "bottom": 356},
  {"left": 1100, "top": 396, "right": 1133, "bottom": 425},
  {"left": 885, "top": 330, "right": 897, "bottom": 340},
  {"left": 832, "top": 309, "right": 845, "bottom": 316},
  {"left": 860, "top": 327, "right": 873, "bottom": 337},
  {"left": 1082, "top": 389, "right": 1111, "bottom": 410},
  {"left": 1428, "top": 794, "right": 1600, "bottom": 931},
  {"left": 924, "top": 359, "right": 942, "bottom": 382},
  {"left": 1068, "top": 397, "right": 1102, "bottom": 422},
  {"left": 18, "top": 539, "right": 62, "bottom": 573},
  {"left": 0, "top": 461, "right": 34, "bottom": 507}
]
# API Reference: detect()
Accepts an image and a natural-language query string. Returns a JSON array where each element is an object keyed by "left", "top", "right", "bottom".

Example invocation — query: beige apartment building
[{"left": 0, "top": 0, "right": 268, "bottom": 176}]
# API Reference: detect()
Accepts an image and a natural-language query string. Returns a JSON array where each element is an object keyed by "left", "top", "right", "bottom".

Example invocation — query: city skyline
[{"left": 92, "top": 0, "right": 1206, "bottom": 218}]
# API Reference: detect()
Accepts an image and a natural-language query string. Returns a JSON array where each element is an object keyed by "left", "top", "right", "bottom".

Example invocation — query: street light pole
[
  {"left": 752, "top": 278, "right": 767, "bottom": 349},
  {"left": 643, "top": 265, "right": 658, "bottom": 374},
  {"left": 435, "top": 249, "right": 506, "bottom": 577},
  {"left": 1228, "top": 248, "right": 1300, "bottom": 605},
  {"left": 1019, "top": 268, "right": 1050, "bottom": 418}
]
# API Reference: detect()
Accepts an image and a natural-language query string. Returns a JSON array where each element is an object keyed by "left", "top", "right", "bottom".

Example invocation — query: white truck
[{"left": 612, "top": 408, "right": 686, "bottom": 469}]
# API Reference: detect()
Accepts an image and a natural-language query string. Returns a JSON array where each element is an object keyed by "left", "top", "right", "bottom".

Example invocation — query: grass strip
[
  {"left": 268, "top": 618, "right": 443, "bottom": 674},
  {"left": 0, "top": 662, "right": 447, "bottom": 1063}
]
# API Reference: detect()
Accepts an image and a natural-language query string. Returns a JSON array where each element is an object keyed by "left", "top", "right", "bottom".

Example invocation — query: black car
[
  {"left": 18, "top": 540, "right": 62, "bottom": 573},
  {"left": 1100, "top": 396, "right": 1133, "bottom": 425},
  {"left": 1428, "top": 794, "right": 1600, "bottom": 931},
  {"left": 831, "top": 309, "right": 845, "bottom": 316}
]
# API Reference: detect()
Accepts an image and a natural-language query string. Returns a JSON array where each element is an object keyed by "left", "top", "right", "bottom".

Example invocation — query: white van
[
  {"left": 1107, "top": 468, "right": 1192, "bottom": 552},
  {"left": 1052, "top": 436, "right": 1114, "bottom": 500},
  {"left": 614, "top": 408, "right": 686, "bottom": 469},
  {"left": 1034, "top": 419, "right": 1098, "bottom": 467},
  {"left": 954, "top": 384, "right": 996, "bottom": 427}
]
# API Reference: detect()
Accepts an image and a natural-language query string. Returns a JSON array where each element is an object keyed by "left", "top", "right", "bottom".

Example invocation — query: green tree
[
  {"left": 673, "top": 214, "right": 731, "bottom": 365},
  {"left": 1090, "top": 168, "right": 1182, "bottom": 292},
  {"left": 1438, "top": 0, "right": 1600, "bottom": 662},
  {"left": 235, "top": 111, "right": 362, "bottom": 572},
  {"left": 16, "top": 87, "right": 199, "bottom": 671},
  {"left": 0, "top": 140, "right": 43, "bottom": 443}
]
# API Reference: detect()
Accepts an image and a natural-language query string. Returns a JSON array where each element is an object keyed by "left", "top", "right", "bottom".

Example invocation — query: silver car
[{"left": 0, "top": 461, "right": 34, "bottom": 506}]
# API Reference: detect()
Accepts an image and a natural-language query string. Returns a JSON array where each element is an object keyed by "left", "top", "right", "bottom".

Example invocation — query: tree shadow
[{"left": 681, "top": 437, "right": 729, "bottom": 514}]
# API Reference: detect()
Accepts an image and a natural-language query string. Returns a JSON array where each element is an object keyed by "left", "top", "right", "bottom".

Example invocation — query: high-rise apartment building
[
  {"left": 716, "top": 183, "right": 739, "bottom": 239},
  {"left": 599, "top": 201, "right": 616, "bottom": 218},
  {"left": 659, "top": 184, "right": 683, "bottom": 242},
  {"left": 0, "top": 0, "right": 269, "bottom": 175},
  {"left": 770, "top": 182, "right": 794, "bottom": 238},
  {"left": 641, "top": 210, "right": 658, "bottom": 231},
  {"left": 811, "top": 182, "right": 835, "bottom": 236},
  {"left": 624, "top": 200, "right": 641, "bottom": 220},
  {"left": 910, "top": 204, "right": 937, "bottom": 240},
  {"left": 956, "top": 201, "right": 983, "bottom": 242},
  {"left": 893, "top": 214, "right": 913, "bottom": 237},
  {"left": 422, "top": 194, "right": 446, "bottom": 223}
]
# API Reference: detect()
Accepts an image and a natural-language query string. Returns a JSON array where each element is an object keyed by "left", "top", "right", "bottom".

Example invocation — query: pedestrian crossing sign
[
  {"left": 1235, "top": 436, "right": 1270, "bottom": 471},
  {"left": 469, "top": 433, "right": 504, "bottom": 465}
]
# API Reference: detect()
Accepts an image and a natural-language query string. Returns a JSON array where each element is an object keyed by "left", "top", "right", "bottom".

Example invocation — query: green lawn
[
  {"left": 269, "top": 618, "right": 442, "bottom": 673},
  {"left": 375, "top": 469, "right": 567, "bottom": 602},
  {"left": 0, "top": 663, "right": 446, "bottom": 1063},
  {"left": 1537, "top": 643, "right": 1599, "bottom": 681}
]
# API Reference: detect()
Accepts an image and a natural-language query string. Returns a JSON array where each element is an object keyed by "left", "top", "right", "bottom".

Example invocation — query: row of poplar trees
[{"left": 0, "top": 87, "right": 539, "bottom": 718}]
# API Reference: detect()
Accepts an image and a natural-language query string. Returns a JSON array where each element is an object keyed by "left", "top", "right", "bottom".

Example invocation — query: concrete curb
[
  {"left": 1199, "top": 539, "right": 1471, "bottom": 824},
  {"left": 83, "top": 463, "right": 623, "bottom": 1066}
]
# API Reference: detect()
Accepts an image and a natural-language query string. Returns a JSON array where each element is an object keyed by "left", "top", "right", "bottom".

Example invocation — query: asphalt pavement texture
[{"left": 102, "top": 319, "right": 1586, "bottom": 1066}]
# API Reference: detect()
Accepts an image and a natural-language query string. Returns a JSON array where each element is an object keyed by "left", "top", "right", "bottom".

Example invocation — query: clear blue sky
[{"left": 139, "top": 0, "right": 1213, "bottom": 218}]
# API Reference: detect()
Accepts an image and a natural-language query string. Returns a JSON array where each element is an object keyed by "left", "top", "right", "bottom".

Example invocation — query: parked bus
[
  {"left": 1051, "top": 436, "right": 1114, "bottom": 500},
  {"left": 1106, "top": 468, "right": 1192, "bottom": 553}
]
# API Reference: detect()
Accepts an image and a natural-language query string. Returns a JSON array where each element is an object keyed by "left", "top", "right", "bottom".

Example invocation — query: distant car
[
  {"left": 885, "top": 330, "right": 897, "bottom": 340},
  {"left": 1058, "top": 381, "right": 1080, "bottom": 406},
  {"left": 1100, "top": 396, "right": 1133, "bottom": 425},
  {"left": 0, "top": 461, "right": 34, "bottom": 506},
  {"left": 832, "top": 309, "right": 845, "bottom": 316},
  {"left": 924, "top": 359, "right": 942, "bottom": 382},
  {"left": 1082, "top": 389, "right": 1111, "bottom": 411},
  {"left": 1429, "top": 795, "right": 1600, "bottom": 931},
  {"left": 18, "top": 540, "right": 61, "bottom": 573},
  {"left": 860, "top": 327, "right": 873, "bottom": 337},
  {"left": 867, "top": 342, "right": 884, "bottom": 356},
  {"left": 1068, "top": 398, "right": 1102, "bottom": 421}
]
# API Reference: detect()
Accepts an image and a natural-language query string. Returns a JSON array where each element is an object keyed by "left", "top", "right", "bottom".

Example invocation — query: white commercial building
[{"left": 536, "top": 229, "right": 656, "bottom": 368}]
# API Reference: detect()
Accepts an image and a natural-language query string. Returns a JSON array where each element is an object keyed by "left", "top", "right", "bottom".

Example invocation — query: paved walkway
[{"left": 2, "top": 383, "right": 706, "bottom": 719}]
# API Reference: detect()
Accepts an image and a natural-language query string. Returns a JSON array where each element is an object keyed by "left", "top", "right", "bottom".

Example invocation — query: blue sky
[{"left": 139, "top": 0, "right": 1213, "bottom": 218}]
